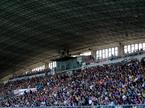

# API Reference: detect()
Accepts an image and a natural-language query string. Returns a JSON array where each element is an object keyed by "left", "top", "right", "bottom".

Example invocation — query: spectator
[{"left": 0, "top": 58, "right": 144, "bottom": 107}]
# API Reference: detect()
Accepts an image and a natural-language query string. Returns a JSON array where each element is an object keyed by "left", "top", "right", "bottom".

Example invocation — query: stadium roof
[{"left": 0, "top": 0, "right": 145, "bottom": 77}]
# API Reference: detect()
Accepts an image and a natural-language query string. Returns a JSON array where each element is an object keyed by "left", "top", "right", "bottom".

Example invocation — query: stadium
[{"left": 0, "top": 0, "right": 145, "bottom": 107}]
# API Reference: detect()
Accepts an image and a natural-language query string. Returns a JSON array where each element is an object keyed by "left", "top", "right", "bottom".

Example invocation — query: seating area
[{"left": 0, "top": 57, "right": 145, "bottom": 107}]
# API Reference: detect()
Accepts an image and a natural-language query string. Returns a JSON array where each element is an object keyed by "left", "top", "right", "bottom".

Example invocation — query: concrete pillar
[
  {"left": 44, "top": 62, "right": 49, "bottom": 69},
  {"left": 27, "top": 68, "right": 32, "bottom": 72},
  {"left": 91, "top": 50, "right": 96, "bottom": 59},
  {"left": 118, "top": 42, "right": 124, "bottom": 57}
]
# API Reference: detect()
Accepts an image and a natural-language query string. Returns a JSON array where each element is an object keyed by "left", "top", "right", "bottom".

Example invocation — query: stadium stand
[
  {"left": 0, "top": 55, "right": 144, "bottom": 107},
  {"left": 0, "top": 0, "right": 145, "bottom": 108}
]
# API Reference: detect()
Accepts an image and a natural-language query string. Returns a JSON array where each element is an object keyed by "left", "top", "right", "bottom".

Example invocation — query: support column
[
  {"left": 44, "top": 62, "right": 49, "bottom": 69},
  {"left": 27, "top": 68, "right": 32, "bottom": 73},
  {"left": 118, "top": 42, "right": 124, "bottom": 57},
  {"left": 91, "top": 50, "right": 96, "bottom": 59}
]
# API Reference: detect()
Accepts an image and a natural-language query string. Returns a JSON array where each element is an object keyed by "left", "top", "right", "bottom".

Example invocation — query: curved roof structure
[{"left": 0, "top": 0, "right": 145, "bottom": 76}]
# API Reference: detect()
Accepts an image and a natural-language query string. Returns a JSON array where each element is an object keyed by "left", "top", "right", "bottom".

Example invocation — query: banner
[{"left": 13, "top": 88, "right": 37, "bottom": 96}]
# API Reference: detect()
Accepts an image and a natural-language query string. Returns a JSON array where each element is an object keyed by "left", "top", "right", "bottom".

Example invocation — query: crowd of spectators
[{"left": 0, "top": 58, "right": 145, "bottom": 107}]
